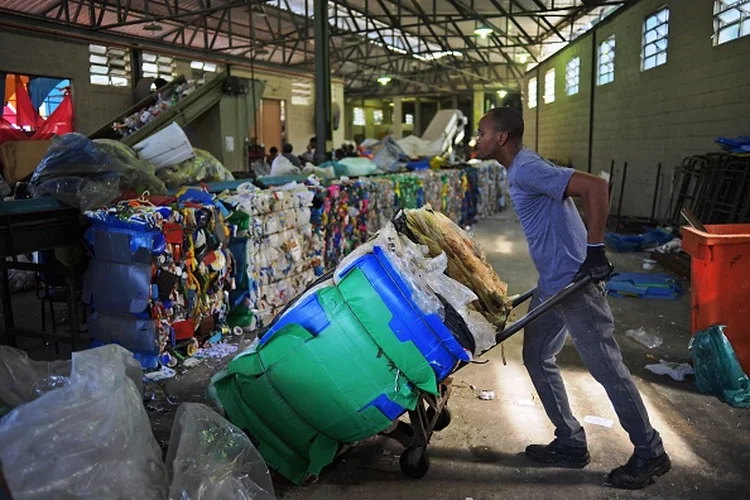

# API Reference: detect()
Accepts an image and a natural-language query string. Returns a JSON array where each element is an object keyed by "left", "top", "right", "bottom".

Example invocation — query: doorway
[{"left": 251, "top": 98, "right": 283, "bottom": 152}]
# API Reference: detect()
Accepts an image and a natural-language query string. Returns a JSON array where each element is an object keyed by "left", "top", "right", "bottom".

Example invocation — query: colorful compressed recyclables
[
  {"left": 220, "top": 183, "right": 320, "bottom": 329},
  {"left": 212, "top": 242, "right": 470, "bottom": 484},
  {"left": 83, "top": 196, "right": 234, "bottom": 368}
]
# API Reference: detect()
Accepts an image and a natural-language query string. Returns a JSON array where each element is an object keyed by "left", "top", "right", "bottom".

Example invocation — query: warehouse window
[
  {"left": 713, "top": 0, "right": 750, "bottom": 45},
  {"left": 543, "top": 69, "right": 555, "bottom": 104},
  {"left": 291, "top": 80, "right": 312, "bottom": 106},
  {"left": 373, "top": 109, "right": 384, "bottom": 125},
  {"left": 141, "top": 52, "right": 175, "bottom": 82},
  {"left": 566, "top": 57, "right": 580, "bottom": 96},
  {"left": 597, "top": 36, "right": 616, "bottom": 86},
  {"left": 527, "top": 77, "right": 537, "bottom": 109},
  {"left": 642, "top": 7, "right": 670, "bottom": 71},
  {"left": 190, "top": 60, "right": 218, "bottom": 79},
  {"left": 353, "top": 107, "right": 366, "bottom": 126},
  {"left": 405, "top": 113, "right": 414, "bottom": 125},
  {"left": 89, "top": 44, "right": 130, "bottom": 87}
]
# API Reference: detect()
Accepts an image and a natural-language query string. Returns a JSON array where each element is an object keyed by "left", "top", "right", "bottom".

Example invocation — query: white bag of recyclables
[
  {"left": 166, "top": 403, "right": 276, "bottom": 500},
  {"left": 269, "top": 155, "right": 301, "bottom": 177},
  {"left": 0, "top": 345, "right": 169, "bottom": 500}
]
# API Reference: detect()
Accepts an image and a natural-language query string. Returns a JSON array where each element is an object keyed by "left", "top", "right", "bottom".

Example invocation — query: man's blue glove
[{"left": 575, "top": 244, "right": 614, "bottom": 283}]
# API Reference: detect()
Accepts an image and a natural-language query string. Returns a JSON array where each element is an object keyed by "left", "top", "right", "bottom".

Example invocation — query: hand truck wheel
[
  {"left": 399, "top": 446, "right": 430, "bottom": 479},
  {"left": 427, "top": 406, "right": 452, "bottom": 432}
]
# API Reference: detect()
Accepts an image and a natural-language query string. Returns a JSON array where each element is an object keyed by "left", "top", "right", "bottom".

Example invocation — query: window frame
[
  {"left": 543, "top": 68, "right": 556, "bottom": 104},
  {"left": 641, "top": 6, "right": 670, "bottom": 71},
  {"left": 353, "top": 107, "right": 366, "bottom": 126},
  {"left": 597, "top": 35, "right": 616, "bottom": 86},
  {"left": 713, "top": 0, "right": 750, "bottom": 45},
  {"left": 89, "top": 44, "right": 131, "bottom": 87},
  {"left": 528, "top": 77, "right": 538, "bottom": 109},
  {"left": 565, "top": 57, "right": 580, "bottom": 96}
]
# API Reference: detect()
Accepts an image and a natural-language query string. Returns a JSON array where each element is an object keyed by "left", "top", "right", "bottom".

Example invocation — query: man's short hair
[
  {"left": 282, "top": 143, "right": 293, "bottom": 153},
  {"left": 269, "top": 146, "right": 278, "bottom": 154},
  {"left": 310, "top": 136, "right": 317, "bottom": 144},
  {"left": 485, "top": 107, "right": 524, "bottom": 142}
]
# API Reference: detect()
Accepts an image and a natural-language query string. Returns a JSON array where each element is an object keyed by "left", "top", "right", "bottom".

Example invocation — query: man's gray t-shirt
[{"left": 508, "top": 148, "right": 587, "bottom": 296}]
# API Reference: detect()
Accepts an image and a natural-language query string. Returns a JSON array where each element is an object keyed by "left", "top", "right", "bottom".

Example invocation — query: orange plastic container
[{"left": 682, "top": 224, "right": 750, "bottom": 375}]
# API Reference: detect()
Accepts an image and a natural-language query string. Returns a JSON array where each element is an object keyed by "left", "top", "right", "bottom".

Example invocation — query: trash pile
[
  {"left": 0, "top": 344, "right": 276, "bottom": 499},
  {"left": 112, "top": 79, "right": 206, "bottom": 139},
  {"left": 83, "top": 189, "right": 235, "bottom": 369},
  {"left": 157, "top": 148, "right": 235, "bottom": 189},
  {"left": 211, "top": 208, "right": 508, "bottom": 484},
  {"left": 30, "top": 133, "right": 167, "bottom": 211}
]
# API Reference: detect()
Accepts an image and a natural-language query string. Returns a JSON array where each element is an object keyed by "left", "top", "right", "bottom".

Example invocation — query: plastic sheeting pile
[
  {"left": 83, "top": 190, "right": 234, "bottom": 368},
  {"left": 0, "top": 345, "right": 276, "bottom": 500},
  {"left": 220, "top": 183, "right": 320, "bottom": 328},
  {"left": 211, "top": 217, "right": 506, "bottom": 484}
]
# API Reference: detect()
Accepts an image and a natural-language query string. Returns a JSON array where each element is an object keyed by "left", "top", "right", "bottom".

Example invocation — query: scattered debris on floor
[
  {"left": 625, "top": 327, "right": 664, "bottom": 349},
  {"left": 645, "top": 360, "right": 694, "bottom": 381},
  {"left": 584, "top": 415, "right": 614, "bottom": 428},
  {"left": 478, "top": 390, "right": 496, "bottom": 400}
]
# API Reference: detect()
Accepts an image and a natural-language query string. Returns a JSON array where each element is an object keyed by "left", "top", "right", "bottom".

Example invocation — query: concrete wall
[
  {"left": 523, "top": 0, "right": 750, "bottom": 218},
  {"left": 0, "top": 30, "right": 134, "bottom": 135},
  {"left": 230, "top": 66, "right": 345, "bottom": 155}
]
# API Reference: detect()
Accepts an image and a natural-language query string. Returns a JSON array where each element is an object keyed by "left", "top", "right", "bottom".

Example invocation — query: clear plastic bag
[
  {"left": 0, "top": 345, "right": 70, "bottom": 409},
  {"left": 0, "top": 345, "right": 168, "bottom": 499},
  {"left": 166, "top": 403, "right": 276, "bottom": 500}
]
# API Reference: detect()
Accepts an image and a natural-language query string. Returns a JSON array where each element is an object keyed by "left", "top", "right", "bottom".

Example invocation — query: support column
[
  {"left": 392, "top": 96, "right": 403, "bottom": 139},
  {"left": 313, "top": 0, "right": 331, "bottom": 164},
  {"left": 451, "top": 95, "right": 459, "bottom": 110},
  {"left": 414, "top": 97, "right": 422, "bottom": 136},
  {"left": 472, "top": 86, "right": 485, "bottom": 133}
]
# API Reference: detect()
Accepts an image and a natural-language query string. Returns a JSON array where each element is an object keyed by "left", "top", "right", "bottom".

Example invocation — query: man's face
[{"left": 475, "top": 117, "right": 507, "bottom": 160}]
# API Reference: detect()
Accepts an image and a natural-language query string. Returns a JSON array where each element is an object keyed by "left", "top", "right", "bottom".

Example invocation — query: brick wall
[{"left": 523, "top": 0, "right": 750, "bottom": 218}]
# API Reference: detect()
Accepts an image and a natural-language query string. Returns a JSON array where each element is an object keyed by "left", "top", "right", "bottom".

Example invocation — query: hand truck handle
[{"left": 495, "top": 275, "right": 594, "bottom": 345}]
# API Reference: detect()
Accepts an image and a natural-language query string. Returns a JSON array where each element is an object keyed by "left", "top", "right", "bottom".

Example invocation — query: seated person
[
  {"left": 282, "top": 143, "right": 301, "bottom": 167},
  {"left": 268, "top": 146, "right": 279, "bottom": 164}
]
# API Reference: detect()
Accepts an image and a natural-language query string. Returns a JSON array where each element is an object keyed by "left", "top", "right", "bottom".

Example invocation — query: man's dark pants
[{"left": 522, "top": 282, "right": 664, "bottom": 458}]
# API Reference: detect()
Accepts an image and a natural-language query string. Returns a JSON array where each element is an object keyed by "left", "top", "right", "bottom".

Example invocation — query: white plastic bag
[
  {"left": 166, "top": 403, "right": 276, "bottom": 500},
  {"left": 0, "top": 345, "right": 168, "bottom": 500},
  {"left": 269, "top": 155, "right": 301, "bottom": 177}
]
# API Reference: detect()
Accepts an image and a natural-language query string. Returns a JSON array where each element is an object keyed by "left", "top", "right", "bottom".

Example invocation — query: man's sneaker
[
  {"left": 524, "top": 439, "right": 591, "bottom": 468},
  {"left": 605, "top": 452, "right": 671, "bottom": 489}
]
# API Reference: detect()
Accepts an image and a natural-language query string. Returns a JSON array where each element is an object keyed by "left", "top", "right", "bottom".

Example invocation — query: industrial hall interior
[{"left": 1, "top": 0, "right": 750, "bottom": 498}]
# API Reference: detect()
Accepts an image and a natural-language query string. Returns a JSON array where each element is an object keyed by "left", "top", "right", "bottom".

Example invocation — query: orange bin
[{"left": 682, "top": 224, "right": 750, "bottom": 375}]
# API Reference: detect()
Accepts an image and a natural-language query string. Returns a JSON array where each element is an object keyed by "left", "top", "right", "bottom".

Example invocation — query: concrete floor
[{"left": 10, "top": 211, "right": 750, "bottom": 499}]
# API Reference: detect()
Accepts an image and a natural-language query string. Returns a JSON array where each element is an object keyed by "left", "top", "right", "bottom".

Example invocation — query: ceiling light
[
  {"left": 518, "top": 53, "right": 528, "bottom": 63},
  {"left": 143, "top": 22, "right": 164, "bottom": 32},
  {"left": 473, "top": 26, "right": 493, "bottom": 39},
  {"left": 497, "top": 89, "right": 508, "bottom": 99},
  {"left": 377, "top": 76, "right": 392, "bottom": 86}
]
